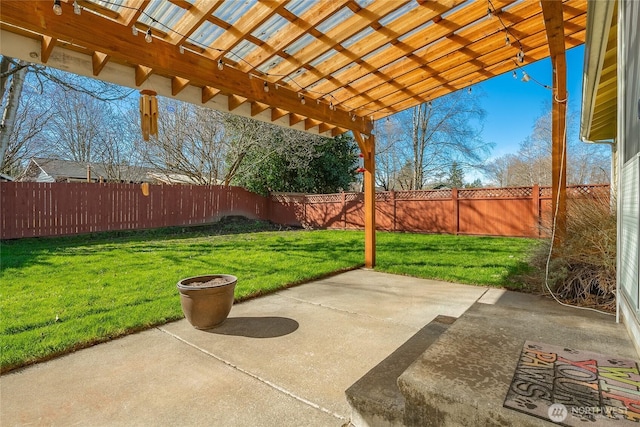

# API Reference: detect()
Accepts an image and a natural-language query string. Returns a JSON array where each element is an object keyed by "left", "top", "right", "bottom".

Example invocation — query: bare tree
[
  {"left": 486, "top": 108, "right": 610, "bottom": 187},
  {"left": 374, "top": 116, "right": 407, "bottom": 190},
  {"left": 1, "top": 55, "right": 133, "bottom": 174},
  {"left": 0, "top": 66, "right": 54, "bottom": 175},
  {"left": 382, "top": 89, "right": 490, "bottom": 190},
  {"left": 139, "top": 98, "right": 228, "bottom": 185}
]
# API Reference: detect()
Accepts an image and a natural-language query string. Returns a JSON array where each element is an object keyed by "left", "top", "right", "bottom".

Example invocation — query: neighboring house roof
[
  {"left": 147, "top": 172, "right": 207, "bottom": 185},
  {"left": 0, "top": 173, "right": 15, "bottom": 182},
  {"left": 19, "top": 158, "right": 209, "bottom": 185}
]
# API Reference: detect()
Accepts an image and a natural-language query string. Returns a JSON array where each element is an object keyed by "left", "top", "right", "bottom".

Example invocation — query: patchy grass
[
  {"left": 376, "top": 232, "right": 536, "bottom": 288},
  {"left": 1, "top": 223, "right": 536, "bottom": 372}
]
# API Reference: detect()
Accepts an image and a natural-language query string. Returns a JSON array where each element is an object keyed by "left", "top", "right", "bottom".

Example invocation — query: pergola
[{"left": 0, "top": 0, "right": 587, "bottom": 267}]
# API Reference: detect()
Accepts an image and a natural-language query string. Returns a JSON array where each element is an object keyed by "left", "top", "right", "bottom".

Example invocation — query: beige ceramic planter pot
[{"left": 177, "top": 274, "right": 237, "bottom": 329}]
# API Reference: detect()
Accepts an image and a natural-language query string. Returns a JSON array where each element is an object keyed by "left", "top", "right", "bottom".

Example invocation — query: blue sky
[{"left": 475, "top": 45, "right": 585, "bottom": 158}]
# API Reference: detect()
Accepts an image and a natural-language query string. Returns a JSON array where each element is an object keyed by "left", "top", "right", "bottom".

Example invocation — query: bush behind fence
[{"left": 0, "top": 182, "right": 609, "bottom": 239}]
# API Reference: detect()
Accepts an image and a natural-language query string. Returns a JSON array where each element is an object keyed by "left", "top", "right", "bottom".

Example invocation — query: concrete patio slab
[
  {"left": 280, "top": 270, "right": 487, "bottom": 328},
  {"left": 0, "top": 269, "right": 488, "bottom": 426},
  {"left": 0, "top": 328, "right": 337, "bottom": 427}
]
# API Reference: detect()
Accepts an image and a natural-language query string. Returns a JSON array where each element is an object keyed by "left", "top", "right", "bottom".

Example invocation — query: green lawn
[{"left": 0, "top": 225, "right": 535, "bottom": 372}]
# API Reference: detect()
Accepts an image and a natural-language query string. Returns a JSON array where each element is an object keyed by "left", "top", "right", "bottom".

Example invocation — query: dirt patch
[{"left": 188, "top": 277, "right": 232, "bottom": 287}]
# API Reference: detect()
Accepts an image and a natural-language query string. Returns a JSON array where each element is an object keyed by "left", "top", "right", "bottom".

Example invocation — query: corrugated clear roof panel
[
  {"left": 361, "top": 43, "right": 392, "bottom": 62},
  {"left": 283, "top": 33, "right": 316, "bottom": 55},
  {"left": 252, "top": 14, "right": 290, "bottom": 42},
  {"left": 190, "top": 21, "right": 225, "bottom": 48},
  {"left": 441, "top": 0, "right": 474, "bottom": 18},
  {"left": 380, "top": 56, "right": 409, "bottom": 73},
  {"left": 316, "top": 7, "right": 354, "bottom": 34},
  {"left": 285, "top": 0, "right": 315, "bottom": 15},
  {"left": 256, "top": 55, "right": 286, "bottom": 74},
  {"left": 354, "top": 0, "right": 375, "bottom": 8},
  {"left": 92, "top": 0, "right": 126, "bottom": 13},
  {"left": 285, "top": 68, "right": 306, "bottom": 83},
  {"left": 213, "top": 0, "right": 257, "bottom": 26},
  {"left": 138, "top": 2, "right": 187, "bottom": 31},
  {"left": 225, "top": 39, "right": 259, "bottom": 62},
  {"left": 309, "top": 49, "right": 339, "bottom": 67},
  {"left": 398, "top": 21, "right": 433, "bottom": 42},
  {"left": 331, "top": 62, "right": 356, "bottom": 78},
  {"left": 92, "top": 0, "right": 127, "bottom": 12},
  {"left": 341, "top": 27, "right": 374, "bottom": 49},
  {"left": 379, "top": 2, "right": 418, "bottom": 27}
]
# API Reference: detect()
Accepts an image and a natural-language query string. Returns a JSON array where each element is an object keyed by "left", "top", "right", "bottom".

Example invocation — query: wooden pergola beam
[
  {"left": 0, "top": 1, "right": 372, "bottom": 135},
  {"left": 541, "top": 0, "right": 568, "bottom": 244}
]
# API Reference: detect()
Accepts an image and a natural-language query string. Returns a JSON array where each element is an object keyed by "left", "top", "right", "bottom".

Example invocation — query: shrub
[{"left": 524, "top": 192, "right": 616, "bottom": 312}]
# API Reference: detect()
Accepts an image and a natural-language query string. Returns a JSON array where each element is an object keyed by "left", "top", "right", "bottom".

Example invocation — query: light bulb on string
[
  {"left": 505, "top": 35, "right": 510, "bottom": 46},
  {"left": 329, "top": 101, "right": 334, "bottom": 111},
  {"left": 179, "top": 45, "right": 185, "bottom": 54},
  {"left": 132, "top": 26, "right": 139, "bottom": 36},
  {"left": 145, "top": 29, "right": 153, "bottom": 43},
  {"left": 522, "top": 71, "right": 530, "bottom": 82},
  {"left": 263, "top": 82, "right": 269, "bottom": 93},
  {"left": 53, "top": 0, "right": 63, "bottom": 15},
  {"left": 512, "top": 70, "right": 517, "bottom": 79},
  {"left": 217, "top": 59, "right": 224, "bottom": 71},
  {"left": 351, "top": 113, "right": 357, "bottom": 122},
  {"left": 516, "top": 49, "right": 525, "bottom": 63},
  {"left": 300, "top": 96, "right": 306, "bottom": 105},
  {"left": 73, "top": 1, "right": 81, "bottom": 15},
  {"left": 487, "top": 8, "right": 493, "bottom": 19}
]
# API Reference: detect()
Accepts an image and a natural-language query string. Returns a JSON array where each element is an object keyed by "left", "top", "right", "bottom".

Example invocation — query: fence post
[
  {"left": 452, "top": 188, "right": 459, "bottom": 235},
  {"left": 391, "top": 190, "right": 396, "bottom": 232},
  {"left": 533, "top": 184, "right": 540, "bottom": 237},
  {"left": 341, "top": 191, "right": 346, "bottom": 230}
]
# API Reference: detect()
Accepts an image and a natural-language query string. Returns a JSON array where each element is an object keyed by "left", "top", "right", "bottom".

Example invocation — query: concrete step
[
  {"left": 345, "top": 315, "right": 457, "bottom": 427},
  {"left": 397, "top": 294, "right": 636, "bottom": 427}
]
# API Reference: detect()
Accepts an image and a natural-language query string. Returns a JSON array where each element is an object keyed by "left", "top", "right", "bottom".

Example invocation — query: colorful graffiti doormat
[{"left": 504, "top": 341, "right": 640, "bottom": 425}]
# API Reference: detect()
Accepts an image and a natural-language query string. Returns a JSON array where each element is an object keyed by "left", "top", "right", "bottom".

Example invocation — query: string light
[
  {"left": 217, "top": 59, "right": 224, "bottom": 71},
  {"left": 505, "top": 34, "right": 510, "bottom": 46},
  {"left": 516, "top": 49, "right": 525, "bottom": 63},
  {"left": 73, "top": 0, "right": 81, "bottom": 15},
  {"left": 131, "top": 26, "right": 138, "bottom": 36},
  {"left": 300, "top": 95, "right": 306, "bottom": 105},
  {"left": 329, "top": 101, "right": 334, "bottom": 111},
  {"left": 145, "top": 28, "right": 153, "bottom": 43},
  {"left": 53, "top": 0, "right": 62, "bottom": 15},
  {"left": 487, "top": 7, "right": 493, "bottom": 19},
  {"left": 351, "top": 113, "right": 357, "bottom": 122},
  {"left": 263, "top": 81, "right": 269, "bottom": 93},
  {"left": 522, "top": 71, "right": 530, "bottom": 82},
  {"left": 179, "top": 45, "right": 185, "bottom": 54},
  {"left": 512, "top": 70, "right": 517, "bottom": 79}
]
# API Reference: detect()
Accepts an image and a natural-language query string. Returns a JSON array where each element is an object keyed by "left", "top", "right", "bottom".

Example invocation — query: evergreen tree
[{"left": 447, "top": 161, "right": 465, "bottom": 188}]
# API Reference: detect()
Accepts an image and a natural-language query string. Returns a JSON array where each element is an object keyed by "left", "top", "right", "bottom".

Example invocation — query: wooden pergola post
[
  {"left": 541, "top": 0, "right": 568, "bottom": 245},
  {"left": 354, "top": 132, "right": 376, "bottom": 268},
  {"left": 551, "top": 54, "right": 568, "bottom": 244}
]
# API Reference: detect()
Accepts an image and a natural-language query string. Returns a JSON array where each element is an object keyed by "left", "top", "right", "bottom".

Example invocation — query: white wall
[{"left": 617, "top": 0, "right": 640, "bottom": 355}]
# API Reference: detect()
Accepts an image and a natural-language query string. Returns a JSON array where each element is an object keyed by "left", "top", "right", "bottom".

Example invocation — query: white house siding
[{"left": 618, "top": 0, "right": 640, "bottom": 355}]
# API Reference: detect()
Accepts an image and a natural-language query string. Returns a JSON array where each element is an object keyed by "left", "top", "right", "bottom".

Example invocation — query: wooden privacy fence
[
  {"left": 271, "top": 184, "right": 611, "bottom": 238},
  {"left": 0, "top": 182, "right": 269, "bottom": 239},
  {"left": 0, "top": 182, "right": 609, "bottom": 239}
]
